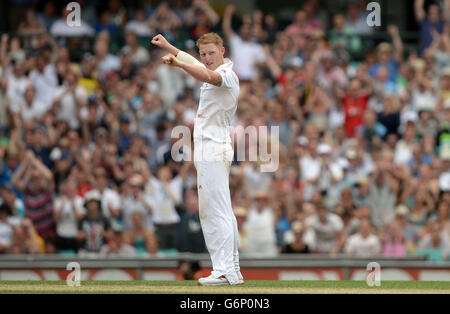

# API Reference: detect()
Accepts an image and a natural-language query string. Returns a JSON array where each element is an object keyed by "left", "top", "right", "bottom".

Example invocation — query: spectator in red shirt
[{"left": 342, "top": 77, "right": 373, "bottom": 137}]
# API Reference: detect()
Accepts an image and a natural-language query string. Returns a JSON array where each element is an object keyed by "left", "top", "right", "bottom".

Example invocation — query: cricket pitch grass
[{"left": 0, "top": 280, "right": 450, "bottom": 294}]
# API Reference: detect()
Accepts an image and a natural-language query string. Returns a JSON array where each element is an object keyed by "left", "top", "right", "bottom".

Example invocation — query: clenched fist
[
  {"left": 151, "top": 34, "right": 170, "bottom": 50},
  {"left": 162, "top": 54, "right": 181, "bottom": 67}
]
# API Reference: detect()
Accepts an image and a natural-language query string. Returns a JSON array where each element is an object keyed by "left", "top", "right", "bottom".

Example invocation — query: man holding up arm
[{"left": 151, "top": 33, "right": 243, "bottom": 286}]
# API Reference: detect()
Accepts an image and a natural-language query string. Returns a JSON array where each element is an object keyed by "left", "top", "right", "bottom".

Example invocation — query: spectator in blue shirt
[{"left": 414, "top": 0, "right": 446, "bottom": 55}]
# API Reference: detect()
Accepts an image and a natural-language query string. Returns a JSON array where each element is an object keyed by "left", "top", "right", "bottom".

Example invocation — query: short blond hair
[{"left": 196, "top": 32, "right": 223, "bottom": 49}]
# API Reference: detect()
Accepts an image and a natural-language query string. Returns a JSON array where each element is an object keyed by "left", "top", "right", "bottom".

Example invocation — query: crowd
[{"left": 0, "top": 0, "right": 449, "bottom": 261}]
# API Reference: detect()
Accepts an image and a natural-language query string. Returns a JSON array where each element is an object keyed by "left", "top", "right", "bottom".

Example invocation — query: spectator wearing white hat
[{"left": 77, "top": 190, "right": 112, "bottom": 253}]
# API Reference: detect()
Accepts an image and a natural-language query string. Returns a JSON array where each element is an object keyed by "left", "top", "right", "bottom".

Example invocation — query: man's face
[
  {"left": 198, "top": 43, "right": 224, "bottom": 71},
  {"left": 428, "top": 4, "right": 440, "bottom": 23}
]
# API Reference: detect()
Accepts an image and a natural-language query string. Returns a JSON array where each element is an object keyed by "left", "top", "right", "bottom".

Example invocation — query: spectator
[
  {"left": 90, "top": 166, "right": 122, "bottom": 227},
  {"left": 145, "top": 165, "right": 183, "bottom": 249},
  {"left": 369, "top": 25, "right": 404, "bottom": 83},
  {"left": 345, "top": 218, "right": 381, "bottom": 257},
  {"left": 0, "top": 182, "right": 25, "bottom": 219},
  {"left": 244, "top": 191, "right": 277, "bottom": 256},
  {"left": 329, "top": 13, "right": 362, "bottom": 57},
  {"left": 304, "top": 200, "right": 345, "bottom": 255},
  {"left": 148, "top": 2, "right": 182, "bottom": 38},
  {"left": 383, "top": 218, "right": 408, "bottom": 257},
  {"left": 54, "top": 179, "right": 85, "bottom": 253},
  {"left": 368, "top": 167, "right": 397, "bottom": 229},
  {"left": 185, "top": 0, "right": 220, "bottom": 40},
  {"left": 125, "top": 8, "right": 154, "bottom": 37},
  {"left": 11, "top": 150, "right": 56, "bottom": 240},
  {"left": 176, "top": 188, "right": 207, "bottom": 253},
  {"left": 121, "top": 174, "right": 153, "bottom": 231},
  {"left": 0, "top": 203, "right": 14, "bottom": 253},
  {"left": 415, "top": 0, "right": 447, "bottom": 55},
  {"left": 123, "top": 212, "right": 158, "bottom": 256},
  {"left": 222, "top": 4, "right": 265, "bottom": 81},
  {"left": 282, "top": 220, "right": 310, "bottom": 253},
  {"left": 28, "top": 52, "right": 58, "bottom": 111},
  {"left": 120, "top": 30, "right": 151, "bottom": 67},
  {"left": 9, "top": 218, "right": 44, "bottom": 254},
  {"left": 100, "top": 227, "right": 136, "bottom": 257},
  {"left": 415, "top": 221, "right": 449, "bottom": 261},
  {"left": 77, "top": 190, "right": 111, "bottom": 253}
]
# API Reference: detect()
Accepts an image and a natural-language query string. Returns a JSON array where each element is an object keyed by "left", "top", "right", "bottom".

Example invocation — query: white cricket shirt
[{"left": 193, "top": 58, "right": 239, "bottom": 144}]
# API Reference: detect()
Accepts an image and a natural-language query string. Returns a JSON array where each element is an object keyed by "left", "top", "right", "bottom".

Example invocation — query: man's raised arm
[
  {"left": 151, "top": 34, "right": 222, "bottom": 86},
  {"left": 161, "top": 53, "right": 222, "bottom": 86}
]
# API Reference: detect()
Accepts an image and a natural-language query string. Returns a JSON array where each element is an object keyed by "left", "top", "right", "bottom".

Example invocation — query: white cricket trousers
[{"left": 194, "top": 140, "right": 240, "bottom": 284}]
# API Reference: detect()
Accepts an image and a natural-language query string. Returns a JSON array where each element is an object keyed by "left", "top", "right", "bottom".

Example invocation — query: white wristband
[{"left": 176, "top": 51, "right": 206, "bottom": 68}]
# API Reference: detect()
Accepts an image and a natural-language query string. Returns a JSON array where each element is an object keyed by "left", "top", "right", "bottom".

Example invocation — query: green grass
[{"left": 1, "top": 280, "right": 450, "bottom": 294}]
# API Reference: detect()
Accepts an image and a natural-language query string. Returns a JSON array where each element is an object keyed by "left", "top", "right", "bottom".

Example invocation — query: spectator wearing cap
[
  {"left": 345, "top": 218, "right": 381, "bottom": 257},
  {"left": 282, "top": 220, "right": 310, "bottom": 254},
  {"left": 54, "top": 179, "right": 85, "bottom": 253},
  {"left": 77, "top": 190, "right": 111, "bottom": 253},
  {"left": 90, "top": 167, "right": 122, "bottom": 227},
  {"left": 176, "top": 188, "right": 207, "bottom": 253},
  {"left": 244, "top": 191, "right": 277, "bottom": 256}
]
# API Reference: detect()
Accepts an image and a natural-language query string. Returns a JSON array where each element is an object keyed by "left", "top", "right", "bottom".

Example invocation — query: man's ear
[{"left": 221, "top": 46, "right": 225, "bottom": 56}]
